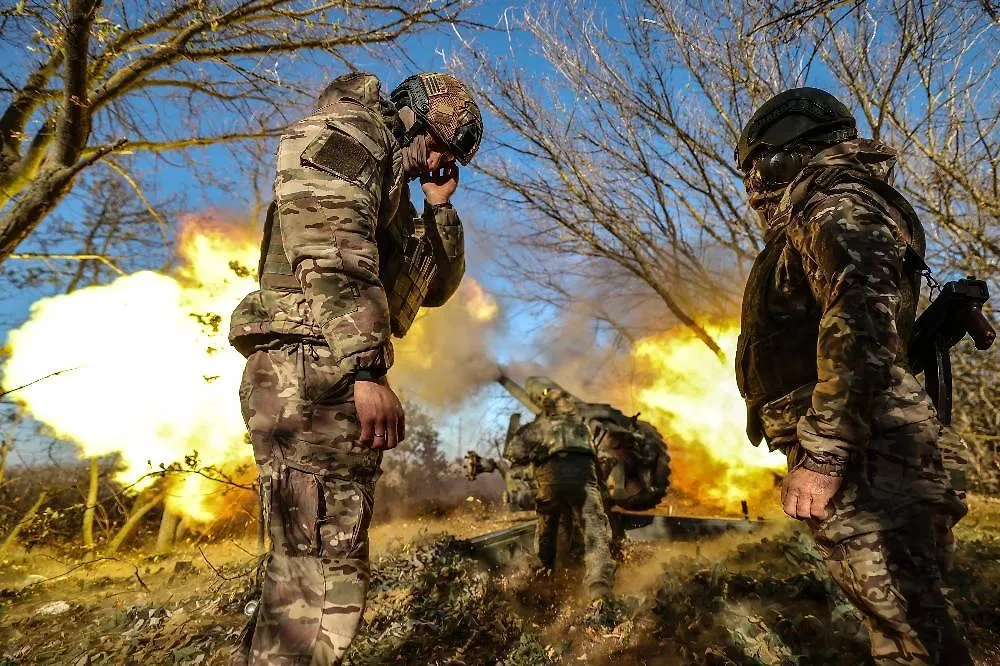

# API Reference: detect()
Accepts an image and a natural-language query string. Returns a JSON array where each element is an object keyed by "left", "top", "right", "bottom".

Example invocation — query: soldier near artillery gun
[
  {"left": 492, "top": 373, "right": 671, "bottom": 512},
  {"left": 464, "top": 412, "right": 538, "bottom": 512},
  {"left": 466, "top": 412, "right": 587, "bottom": 561},
  {"left": 735, "top": 87, "right": 994, "bottom": 666},
  {"left": 229, "top": 71, "right": 483, "bottom": 665},
  {"left": 467, "top": 374, "right": 672, "bottom": 562},
  {"left": 507, "top": 386, "right": 616, "bottom": 601}
]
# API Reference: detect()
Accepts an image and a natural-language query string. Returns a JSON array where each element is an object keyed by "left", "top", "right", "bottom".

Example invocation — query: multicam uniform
[
  {"left": 513, "top": 401, "right": 616, "bottom": 598},
  {"left": 737, "top": 138, "right": 971, "bottom": 665},
  {"left": 229, "top": 72, "right": 467, "bottom": 665}
]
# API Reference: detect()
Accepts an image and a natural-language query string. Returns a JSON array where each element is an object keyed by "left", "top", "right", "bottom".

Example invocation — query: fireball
[
  {"left": 1, "top": 215, "right": 504, "bottom": 522},
  {"left": 1, "top": 216, "right": 260, "bottom": 522},
  {"left": 628, "top": 323, "right": 785, "bottom": 510}
]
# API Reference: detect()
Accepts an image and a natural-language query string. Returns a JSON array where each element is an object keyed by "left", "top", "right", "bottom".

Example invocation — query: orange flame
[{"left": 625, "top": 323, "right": 784, "bottom": 511}]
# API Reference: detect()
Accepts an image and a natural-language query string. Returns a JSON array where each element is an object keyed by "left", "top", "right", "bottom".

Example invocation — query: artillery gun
[
  {"left": 463, "top": 373, "right": 774, "bottom": 567},
  {"left": 466, "top": 372, "right": 671, "bottom": 512}
]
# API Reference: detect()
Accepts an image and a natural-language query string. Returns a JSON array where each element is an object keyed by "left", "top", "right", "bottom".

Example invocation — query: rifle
[{"left": 908, "top": 276, "right": 996, "bottom": 424}]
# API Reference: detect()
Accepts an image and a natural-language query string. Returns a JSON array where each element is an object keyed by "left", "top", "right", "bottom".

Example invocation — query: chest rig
[
  {"left": 735, "top": 174, "right": 926, "bottom": 446},
  {"left": 259, "top": 187, "right": 440, "bottom": 339},
  {"left": 376, "top": 200, "right": 438, "bottom": 337}
]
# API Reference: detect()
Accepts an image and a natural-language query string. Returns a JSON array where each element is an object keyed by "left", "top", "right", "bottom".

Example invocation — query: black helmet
[
  {"left": 390, "top": 73, "right": 484, "bottom": 165},
  {"left": 735, "top": 87, "right": 857, "bottom": 172}
]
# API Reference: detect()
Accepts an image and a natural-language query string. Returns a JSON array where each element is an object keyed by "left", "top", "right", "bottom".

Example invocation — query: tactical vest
[
  {"left": 735, "top": 175, "right": 926, "bottom": 445},
  {"left": 542, "top": 416, "right": 595, "bottom": 458},
  {"left": 258, "top": 200, "right": 299, "bottom": 291},
  {"left": 375, "top": 204, "right": 438, "bottom": 337},
  {"left": 257, "top": 199, "right": 437, "bottom": 338}
]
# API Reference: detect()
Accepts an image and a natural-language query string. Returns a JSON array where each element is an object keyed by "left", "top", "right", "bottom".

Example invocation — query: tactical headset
[{"left": 748, "top": 148, "right": 814, "bottom": 189}]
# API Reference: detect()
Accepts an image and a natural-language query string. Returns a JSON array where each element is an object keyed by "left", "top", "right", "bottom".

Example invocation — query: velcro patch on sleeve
[{"left": 300, "top": 127, "right": 375, "bottom": 184}]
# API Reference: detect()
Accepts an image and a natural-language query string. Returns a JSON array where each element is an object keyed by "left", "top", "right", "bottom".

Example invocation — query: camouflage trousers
[
  {"left": 233, "top": 342, "right": 381, "bottom": 666},
  {"left": 791, "top": 422, "right": 972, "bottom": 665},
  {"left": 534, "top": 453, "right": 616, "bottom": 598}
]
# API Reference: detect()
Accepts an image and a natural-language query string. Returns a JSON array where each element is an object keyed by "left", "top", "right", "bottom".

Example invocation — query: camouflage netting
[{"left": 345, "top": 535, "right": 557, "bottom": 666}]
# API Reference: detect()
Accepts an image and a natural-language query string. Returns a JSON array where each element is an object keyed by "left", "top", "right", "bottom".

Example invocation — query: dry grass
[{"left": 0, "top": 499, "right": 998, "bottom": 665}]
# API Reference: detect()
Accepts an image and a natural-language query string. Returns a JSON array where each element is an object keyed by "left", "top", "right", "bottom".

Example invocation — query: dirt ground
[{"left": 1, "top": 496, "right": 999, "bottom": 665}]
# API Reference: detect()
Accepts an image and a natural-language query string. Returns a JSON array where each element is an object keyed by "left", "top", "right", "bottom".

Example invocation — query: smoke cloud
[{"left": 390, "top": 279, "right": 505, "bottom": 407}]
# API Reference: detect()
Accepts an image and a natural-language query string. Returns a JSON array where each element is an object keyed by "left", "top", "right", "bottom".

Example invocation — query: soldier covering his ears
[
  {"left": 228, "top": 71, "right": 483, "bottom": 665},
  {"left": 735, "top": 87, "right": 973, "bottom": 665}
]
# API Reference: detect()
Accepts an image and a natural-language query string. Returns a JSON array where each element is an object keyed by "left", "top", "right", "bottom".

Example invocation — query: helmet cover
[{"left": 391, "top": 73, "right": 484, "bottom": 165}]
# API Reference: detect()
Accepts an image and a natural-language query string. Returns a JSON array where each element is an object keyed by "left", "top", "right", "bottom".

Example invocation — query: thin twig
[{"left": 0, "top": 367, "right": 83, "bottom": 399}]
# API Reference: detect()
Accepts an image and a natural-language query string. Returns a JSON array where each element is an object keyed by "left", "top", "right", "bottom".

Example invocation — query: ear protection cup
[{"left": 755, "top": 150, "right": 810, "bottom": 188}]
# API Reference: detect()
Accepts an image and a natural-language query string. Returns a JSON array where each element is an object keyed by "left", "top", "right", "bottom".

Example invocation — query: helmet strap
[
  {"left": 402, "top": 133, "right": 429, "bottom": 180},
  {"left": 396, "top": 106, "right": 423, "bottom": 146}
]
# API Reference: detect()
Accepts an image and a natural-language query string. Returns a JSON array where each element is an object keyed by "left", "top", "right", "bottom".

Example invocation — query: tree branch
[
  {"left": 53, "top": 0, "right": 103, "bottom": 166},
  {"left": 8, "top": 252, "right": 125, "bottom": 275}
]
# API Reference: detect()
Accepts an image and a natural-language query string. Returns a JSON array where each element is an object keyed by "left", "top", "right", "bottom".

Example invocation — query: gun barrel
[
  {"left": 965, "top": 305, "right": 996, "bottom": 350},
  {"left": 496, "top": 372, "right": 542, "bottom": 415}
]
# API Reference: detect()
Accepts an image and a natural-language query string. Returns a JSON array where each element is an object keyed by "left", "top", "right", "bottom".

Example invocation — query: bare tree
[
  {"left": 459, "top": 0, "right": 998, "bottom": 357},
  {"left": 104, "top": 487, "right": 164, "bottom": 554},
  {"left": 952, "top": 345, "right": 1000, "bottom": 492},
  {"left": 1, "top": 168, "right": 173, "bottom": 295},
  {"left": 0, "top": 406, "right": 21, "bottom": 489},
  {"left": 0, "top": 0, "right": 474, "bottom": 264}
]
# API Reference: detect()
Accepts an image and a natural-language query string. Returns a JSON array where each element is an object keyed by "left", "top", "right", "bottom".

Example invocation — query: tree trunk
[
  {"left": 0, "top": 407, "right": 24, "bottom": 488},
  {"left": 0, "top": 489, "right": 49, "bottom": 554},
  {"left": 104, "top": 491, "right": 164, "bottom": 554},
  {"left": 156, "top": 505, "right": 179, "bottom": 551},
  {"left": 0, "top": 439, "right": 8, "bottom": 489},
  {"left": 175, "top": 517, "right": 190, "bottom": 542},
  {"left": 81, "top": 456, "right": 99, "bottom": 548}
]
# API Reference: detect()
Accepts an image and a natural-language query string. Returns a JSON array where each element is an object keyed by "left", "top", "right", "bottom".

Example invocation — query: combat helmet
[
  {"left": 391, "top": 73, "right": 484, "bottom": 165},
  {"left": 735, "top": 87, "right": 857, "bottom": 174}
]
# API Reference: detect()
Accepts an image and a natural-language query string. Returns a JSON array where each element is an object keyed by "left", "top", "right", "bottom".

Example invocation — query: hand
[
  {"left": 781, "top": 467, "right": 843, "bottom": 521},
  {"left": 421, "top": 163, "right": 460, "bottom": 205},
  {"left": 354, "top": 377, "right": 405, "bottom": 451}
]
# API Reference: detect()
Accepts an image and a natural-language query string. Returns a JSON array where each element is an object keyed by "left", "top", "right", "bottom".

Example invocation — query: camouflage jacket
[
  {"left": 741, "top": 139, "right": 937, "bottom": 472},
  {"left": 229, "top": 72, "right": 466, "bottom": 374},
  {"left": 509, "top": 414, "right": 595, "bottom": 464}
]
